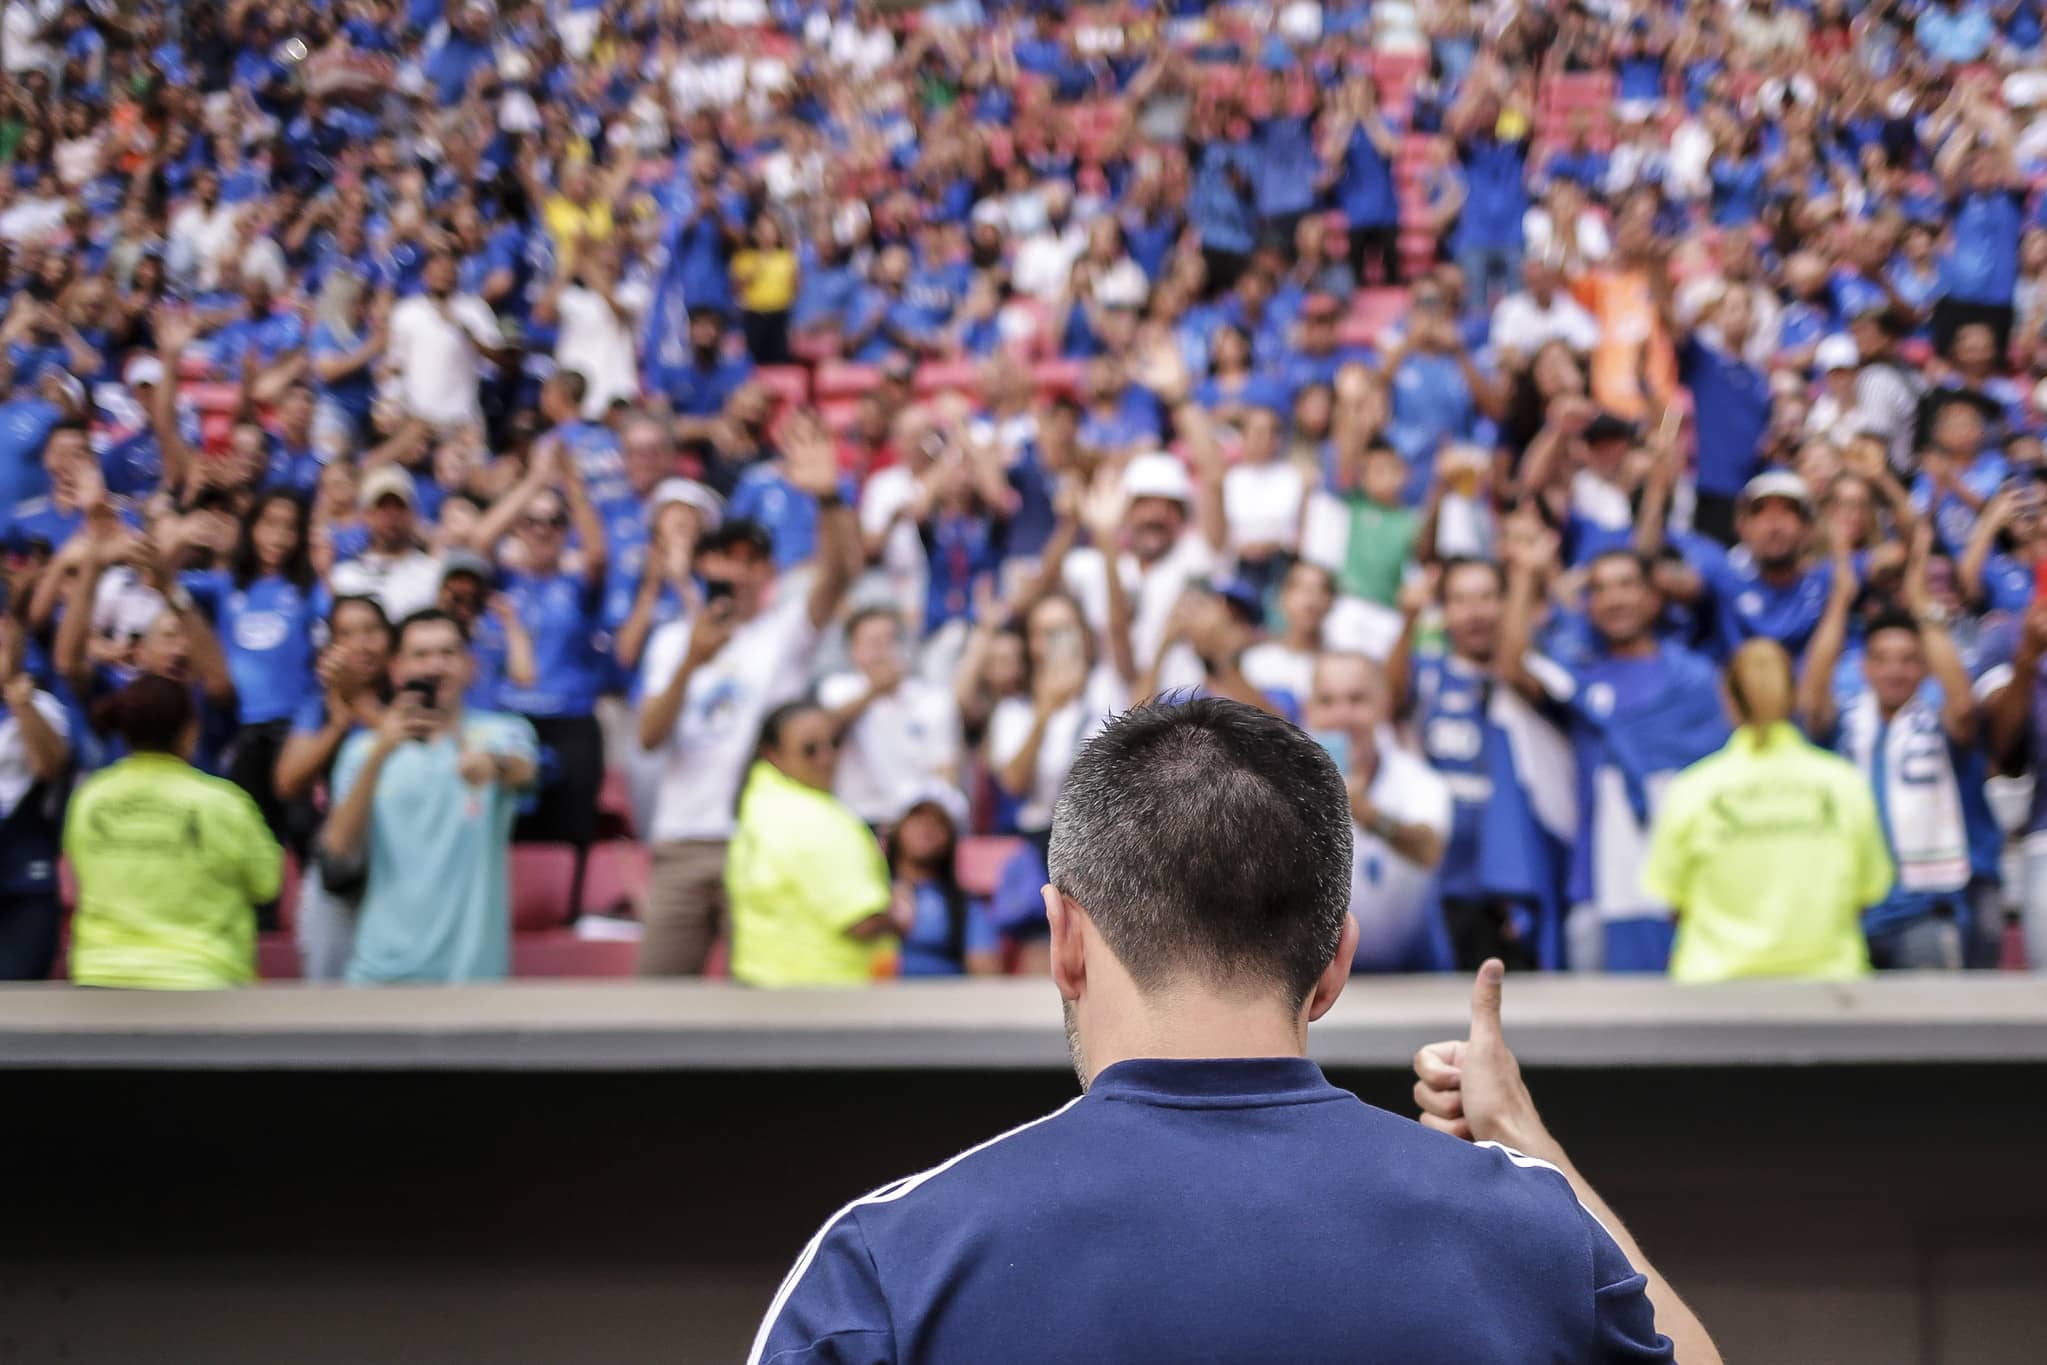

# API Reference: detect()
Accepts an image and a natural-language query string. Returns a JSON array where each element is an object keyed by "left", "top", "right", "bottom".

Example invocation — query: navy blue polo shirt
[{"left": 752, "top": 1057, "right": 1671, "bottom": 1363}]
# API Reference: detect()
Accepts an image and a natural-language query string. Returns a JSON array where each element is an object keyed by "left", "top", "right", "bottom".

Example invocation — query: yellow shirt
[
  {"left": 732, "top": 248, "right": 799, "bottom": 313},
  {"left": 726, "top": 762, "right": 893, "bottom": 987},
  {"left": 1644, "top": 723, "right": 1892, "bottom": 984},
  {"left": 64, "top": 753, "right": 282, "bottom": 989},
  {"left": 542, "top": 194, "right": 614, "bottom": 268}
]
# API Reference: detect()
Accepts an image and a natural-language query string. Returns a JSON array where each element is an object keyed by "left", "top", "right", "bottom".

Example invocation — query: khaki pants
[{"left": 638, "top": 839, "right": 729, "bottom": 977}]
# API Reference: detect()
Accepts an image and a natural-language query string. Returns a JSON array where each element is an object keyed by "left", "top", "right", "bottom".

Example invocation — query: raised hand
[
  {"left": 1411, "top": 960, "right": 1544, "bottom": 1151},
  {"left": 782, "top": 409, "right": 841, "bottom": 498}
]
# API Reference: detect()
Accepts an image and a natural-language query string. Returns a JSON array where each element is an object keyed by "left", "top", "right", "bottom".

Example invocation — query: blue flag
[{"left": 641, "top": 214, "right": 691, "bottom": 403}]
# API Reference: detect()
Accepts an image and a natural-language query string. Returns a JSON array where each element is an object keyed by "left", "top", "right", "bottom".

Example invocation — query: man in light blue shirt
[
  {"left": 325, "top": 609, "right": 539, "bottom": 985},
  {"left": 1917, "top": 0, "right": 1995, "bottom": 65}
]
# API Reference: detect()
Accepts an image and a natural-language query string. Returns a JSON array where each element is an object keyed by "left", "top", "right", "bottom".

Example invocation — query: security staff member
[{"left": 751, "top": 698, "right": 1718, "bottom": 1363}]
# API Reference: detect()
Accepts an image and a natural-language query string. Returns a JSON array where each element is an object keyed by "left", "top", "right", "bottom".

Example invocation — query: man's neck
[{"left": 1080, "top": 997, "right": 1307, "bottom": 1087}]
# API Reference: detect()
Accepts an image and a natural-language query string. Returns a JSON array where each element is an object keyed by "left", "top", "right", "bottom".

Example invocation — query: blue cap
[{"left": 1210, "top": 576, "right": 1265, "bottom": 627}]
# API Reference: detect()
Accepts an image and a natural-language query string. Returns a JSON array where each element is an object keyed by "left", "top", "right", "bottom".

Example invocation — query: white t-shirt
[
  {"left": 640, "top": 585, "right": 819, "bottom": 841},
  {"left": 987, "top": 664, "right": 1129, "bottom": 832},
  {"left": 1490, "top": 291, "right": 1602, "bottom": 357},
  {"left": 1, "top": 0, "right": 57, "bottom": 76},
  {"left": 1223, "top": 460, "right": 1305, "bottom": 552},
  {"left": 857, "top": 463, "right": 929, "bottom": 631},
  {"left": 555, "top": 284, "right": 647, "bottom": 417},
  {"left": 1522, "top": 208, "right": 1611, "bottom": 268},
  {"left": 1348, "top": 732, "right": 1455, "bottom": 968},
  {"left": 0, "top": 687, "right": 66, "bottom": 821},
  {"left": 166, "top": 202, "right": 242, "bottom": 290},
  {"left": 1062, "top": 533, "right": 1217, "bottom": 673},
  {"left": 329, "top": 548, "right": 444, "bottom": 624},
  {"left": 1241, "top": 641, "right": 1316, "bottom": 711},
  {"left": 1012, "top": 225, "right": 1087, "bottom": 302},
  {"left": 387, "top": 293, "right": 501, "bottom": 427},
  {"left": 817, "top": 671, "right": 963, "bottom": 825}
]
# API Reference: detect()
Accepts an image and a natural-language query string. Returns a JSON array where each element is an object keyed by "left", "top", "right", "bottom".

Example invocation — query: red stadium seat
[
  {"left": 818, "top": 396, "right": 864, "bottom": 434},
  {"left": 957, "top": 836, "right": 1024, "bottom": 899},
  {"left": 256, "top": 932, "right": 302, "bottom": 981},
  {"left": 753, "top": 364, "right": 811, "bottom": 407},
  {"left": 815, "top": 361, "right": 880, "bottom": 400},
  {"left": 914, "top": 359, "right": 983, "bottom": 397},
  {"left": 1029, "top": 358, "right": 1084, "bottom": 398},
  {"left": 275, "top": 851, "right": 303, "bottom": 930},
  {"left": 509, "top": 842, "right": 579, "bottom": 932},
  {"left": 182, "top": 382, "right": 242, "bottom": 414},
  {"left": 581, "top": 840, "right": 650, "bottom": 916},
  {"left": 511, "top": 930, "right": 637, "bottom": 977}
]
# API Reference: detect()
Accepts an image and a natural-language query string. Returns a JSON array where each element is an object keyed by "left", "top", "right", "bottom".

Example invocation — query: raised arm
[
  {"left": 559, "top": 440, "right": 608, "bottom": 586},
  {"left": 492, "top": 594, "right": 537, "bottom": 689},
  {"left": 1957, "top": 490, "right": 2013, "bottom": 609},
  {"left": 466, "top": 441, "right": 556, "bottom": 555},
  {"left": 1174, "top": 401, "right": 1229, "bottom": 555},
  {"left": 1798, "top": 543, "right": 1859, "bottom": 739},
  {"left": 1903, "top": 526, "right": 1977, "bottom": 745},
  {"left": 782, "top": 410, "right": 858, "bottom": 630},
  {"left": 1496, "top": 520, "right": 1559, "bottom": 705},
  {"left": 1988, "top": 603, "right": 2047, "bottom": 769},
  {"left": 153, "top": 307, "right": 204, "bottom": 497},
  {"left": 1415, "top": 964, "right": 1722, "bottom": 1365}
]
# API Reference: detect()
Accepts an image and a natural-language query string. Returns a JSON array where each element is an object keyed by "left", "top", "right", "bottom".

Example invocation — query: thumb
[{"left": 1469, "top": 958, "right": 1506, "bottom": 1048}]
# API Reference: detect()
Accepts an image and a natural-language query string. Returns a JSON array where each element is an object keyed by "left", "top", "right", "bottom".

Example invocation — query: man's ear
[
  {"left": 1045, "top": 884, "right": 1086, "bottom": 1002},
  {"left": 1306, "top": 913, "right": 1359, "bottom": 1024}
]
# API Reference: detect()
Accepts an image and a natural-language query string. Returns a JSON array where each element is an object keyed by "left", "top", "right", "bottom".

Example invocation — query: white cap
[
  {"left": 1814, "top": 335, "right": 1860, "bottom": 373},
  {"left": 1121, "top": 452, "right": 1193, "bottom": 505},
  {"left": 896, "top": 780, "right": 970, "bottom": 830},
  {"left": 649, "top": 477, "right": 724, "bottom": 532},
  {"left": 359, "top": 465, "right": 418, "bottom": 510},
  {"left": 124, "top": 355, "right": 166, "bottom": 389},
  {"left": 1739, "top": 470, "right": 1812, "bottom": 513}
]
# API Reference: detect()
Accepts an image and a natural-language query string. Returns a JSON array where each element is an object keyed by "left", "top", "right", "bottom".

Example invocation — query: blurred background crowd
[{"left": 6, "top": 0, "right": 2047, "bottom": 988}]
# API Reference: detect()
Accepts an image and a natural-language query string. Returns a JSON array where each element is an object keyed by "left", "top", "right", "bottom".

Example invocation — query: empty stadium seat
[
  {"left": 512, "top": 929, "right": 637, "bottom": 977},
  {"left": 752, "top": 365, "right": 811, "bottom": 407},
  {"left": 581, "top": 840, "right": 650, "bottom": 916},
  {"left": 256, "top": 932, "right": 302, "bottom": 981},
  {"left": 957, "top": 836, "right": 1024, "bottom": 899},
  {"left": 815, "top": 361, "right": 880, "bottom": 400},
  {"left": 914, "top": 358, "right": 983, "bottom": 397},
  {"left": 509, "top": 842, "right": 579, "bottom": 932}
]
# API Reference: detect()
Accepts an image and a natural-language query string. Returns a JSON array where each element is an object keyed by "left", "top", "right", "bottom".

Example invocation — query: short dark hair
[
  {"left": 699, "top": 518, "right": 775, "bottom": 562},
  {"left": 552, "top": 370, "right": 588, "bottom": 406},
  {"left": 394, "top": 607, "right": 469, "bottom": 651},
  {"left": 1586, "top": 547, "right": 1654, "bottom": 586},
  {"left": 1864, "top": 607, "right": 1923, "bottom": 647},
  {"left": 91, "top": 673, "right": 192, "bottom": 754},
  {"left": 845, "top": 604, "right": 901, "bottom": 641},
  {"left": 1048, "top": 699, "right": 1353, "bottom": 1010},
  {"left": 1437, "top": 556, "right": 1504, "bottom": 600}
]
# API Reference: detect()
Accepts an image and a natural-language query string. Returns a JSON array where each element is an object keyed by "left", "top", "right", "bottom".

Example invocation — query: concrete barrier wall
[{"left": 2, "top": 978, "right": 2042, "bottom": 1363}]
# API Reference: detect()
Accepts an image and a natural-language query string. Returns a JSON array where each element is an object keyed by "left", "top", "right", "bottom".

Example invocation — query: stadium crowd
[{"left": 6, "top": 0, "right": 2047, "bottom": 987}]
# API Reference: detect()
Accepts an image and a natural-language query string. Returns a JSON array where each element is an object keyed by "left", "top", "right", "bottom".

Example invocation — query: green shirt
[
  {"left": 1644, "top": 723, "right": 1892, "bottom": 984},
  {"left": 1340, "top": 496, "right": 1418, "bottom": 607},
  {"left": 726, "top": 762, "right": 893, "bottom": 988},
  {"left": 64, "top": 753, "right": 282, "bottom": 990}
]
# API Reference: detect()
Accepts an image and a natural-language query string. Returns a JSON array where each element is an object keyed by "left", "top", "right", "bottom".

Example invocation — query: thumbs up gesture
[{"left": 1411, "top": 959, "right": 1545, "bottom": 1152}]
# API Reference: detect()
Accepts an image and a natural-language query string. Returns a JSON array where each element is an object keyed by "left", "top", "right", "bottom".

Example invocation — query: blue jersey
[
  {"left": 1413, "top": 646, "right": 1561, "bottom": 860},
  {"left": 186, "top": 571, "right": 324, "bottom": 725},
  {"left": 1532, "top": 644, "right": 1729, "bottom": 969},
  {"left": 1695, "top": 546, "right": 1836, "bottom": 661},
  {"left": 496, "top": 571, "right": 606, "bottom": 718},
  {"left": 1677, "top": 336, "right": 1770, "bottom": 499},
  {"left": 0, "top": 397, "right": 60, "bottom": 514},
  {"left": 466, "top": 613, "right": 511, "bottom": 713},
  {"left": 754, "top": 1057, "right": 1670, "bottom": 1363},
  {"left": 897, "top": 881, "right": 999, "bottom": 977}
]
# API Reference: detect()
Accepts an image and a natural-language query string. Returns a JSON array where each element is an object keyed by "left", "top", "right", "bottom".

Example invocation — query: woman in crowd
[
  {"left": 886, "top": 795, "right": 1002, "bottom": 977},
  {"left": 988, "top": 591, "right": 1128, "bottom": 858},
  {"left": 732, "top": 209, "right": 798, "bottom": 366},
  {"left": 1644, "top": 641, "right": 1893, "bottom": 983},
  {"left": 188, "top": 489, "right": 323, "bottom": 849},
  {"left": 725, "top": 701, "right": 895, "bottom": 988},
  {"left": 274, "top": 595, "right": 394, "bottom": 980},
  {"left": 65, "top": 673, "right": 282, "bottom": 989}
]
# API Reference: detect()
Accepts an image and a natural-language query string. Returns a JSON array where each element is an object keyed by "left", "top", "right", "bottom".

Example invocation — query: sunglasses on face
[
  {"left": 799, "top": 736, "right": 842, "bottom": 760},
  {"left": 523, "top": 515, "right": 568, "bottom": 531}
]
